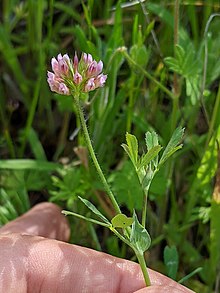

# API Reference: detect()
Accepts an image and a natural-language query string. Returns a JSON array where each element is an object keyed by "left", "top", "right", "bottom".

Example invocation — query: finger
[
  {"left": 134, "top": 284, "right": 193, "bottom": 293},
  {"left": 0, "top": 202, "right": 70, "bottom": 241},
  {"left": 0, "top": 234, "right": 194, "bottom": 293},
  {"left": 143, "top": 270, "right": 194, "bottom": 293}
]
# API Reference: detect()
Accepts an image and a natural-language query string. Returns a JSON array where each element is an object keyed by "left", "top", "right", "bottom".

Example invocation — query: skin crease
[{"left": 0, "top": 202, "right": 195, "bottom": 293}]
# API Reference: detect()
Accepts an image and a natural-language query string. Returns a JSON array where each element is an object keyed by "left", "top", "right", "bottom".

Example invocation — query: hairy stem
[{"left": 73, "top": 94, "right": 121, "bottom": 214}]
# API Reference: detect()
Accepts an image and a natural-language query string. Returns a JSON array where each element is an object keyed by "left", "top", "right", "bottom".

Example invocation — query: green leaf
[
  {"left": 78, "top": 196, "right": 110, "bottom": 224},
  {"left": 0, "top": 159, "right": 60, "bottom": 171},
  {"left": 61, "top": 210, "right": 110, "bottom": 228},
  {"left": 175, "top": 45, "right": 185, "bottom": 64},
  {"left": 165, "top": 44, "right": 199, "bottom": 79},
  {"left": 28, "top": 128, "right": 47, "bottom": 160},
  {"left": 145, "top": 131, "right": 159, "bottom": 150},
  {"left": 50, "top": 167, "right": 89, "bottom": 202},
  {"left": 142, "top": 166, "right": 154, "bottom": 191},
  {"left": 146, "top": 2, "right": 173, "bottom": 27},
  {"left": 138, "top": 145, "right": 162, "bottom": 170},
  {"left": 0, "top": 188, "right": 18, "bottom": 221},
  {"left": 186, "top": 77, "right": 200, "bottom": 105},
  {"left": 122, "top": 133, "right": 138, "bottom": 167},
  {"left": 196, "top": 129, "right": 219, "bottom": 186},
  {"left": 164, "top": 56, "right": 182, "bottom": 74},
  {"left": 159, "top": 127, "right": 184, "bottom": 165},
  {"left": 130, "top": 212, "right": 151, "bottom": 253},
  {"left": 178, "top": 267, "right": 203, "bottom": 284},
  {"left": 130, "top": 44, "right": 149, "bottom": 68},
  {"left": 111, "top": 214, "right": 134, "bottom": 228},
  {"left": 164, "top": 245, "right": 179, "bottom": 280},
  {"left": 210, "top": 200, "right": 220, "bottom": 283}
]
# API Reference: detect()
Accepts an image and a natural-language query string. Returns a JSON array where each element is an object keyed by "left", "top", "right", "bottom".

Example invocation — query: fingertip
[
  {"left": 31, "top": 202, "right": 71, "bottom": 241},
  {"left": 134, "top": 286, "right": 189, "bottom": 293},
  {"left": 0, "top": 202, "right": 70, "bottom": 242}
]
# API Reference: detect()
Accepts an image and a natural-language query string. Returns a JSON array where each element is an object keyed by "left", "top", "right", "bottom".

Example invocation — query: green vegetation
[{"left": 1, "top": 1, "right": 220, "bottom": 291}]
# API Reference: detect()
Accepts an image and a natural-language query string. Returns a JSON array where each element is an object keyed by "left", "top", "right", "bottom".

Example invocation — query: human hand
[{"left": 0, "top": 202, "right": 194, "bottom": 293}]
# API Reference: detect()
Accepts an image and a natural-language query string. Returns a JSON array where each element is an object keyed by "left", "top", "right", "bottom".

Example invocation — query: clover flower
[{"left": 47, "top": 52, "right": 107, "bottom": 95}]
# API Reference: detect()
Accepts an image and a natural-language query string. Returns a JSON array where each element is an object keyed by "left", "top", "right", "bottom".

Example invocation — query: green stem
[
  {"left": 122, "top": 51, "right": 175, "bottom": 100},
  {"left": 140, "top": 171, "right": 157, "bottom": 228},
  {"left": 171, "top": 0, "right": 180, "bottom": 134},
  {"left": 73, "top": 94, "right": 121, "bottom": 214},
  {"left": 62, "top": 210, "right": 110, "bottom": 227},
  {"left": 111, "top": 228, "right": 151, "bottom": 286},
  {"left": 135, "top": 251, "right": 151, "bottom": 286},
  {"left": 126, "top": 75, "right": 135, "bottom": 133},
  {"left": 206, "top": 83, "right": 220, "bottom": 145},
  {"left": 110, "top": 227, "right": 133, "bottom": 248},
  {"left": 141, "top": 186, "right": 149, "bottom": 228},
  {"left": 0, "top": 101, "right": 16, "bottom": 158},
  {"left": 171, "top": 95, "right": 179, "bottom": 133},
  {"left": 5, "top": 129, "right": 16, "bottom": 158}
]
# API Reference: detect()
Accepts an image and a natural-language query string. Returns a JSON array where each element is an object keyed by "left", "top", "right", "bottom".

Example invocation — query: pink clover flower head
[{"left": 47, "top": 52, "right": 107, "bottom": 95}]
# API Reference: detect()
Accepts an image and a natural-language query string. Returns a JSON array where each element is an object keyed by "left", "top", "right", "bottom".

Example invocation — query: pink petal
[
  {"left": 94, "top": 74, "right": 107, "bottom": 88},
  {"left": 96, "top": 61, "right": 103, "bottom": 75},
  {"left": 57, "top": 53, "right": 63, "bottom": 61},
  {"left": 63, "top": 54, "right": 70, "bottom": 64},
  {"left": 74, "top": 71, "right": 82, "bottom": 85},
  {"left": 84, "top": 78, "right": 95, "bottom": 92},
  {"left": 51, "top": 58, "right": 59, "bottom": 75},
  {"left": 58, "top": 83, "right": 70, "bottom": 95},
  {"left": 74, "top": 52, "right": 79, "bottom": 70},
  {"left": 87, "top": 54, "right": 93, "bottom": 64}
]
